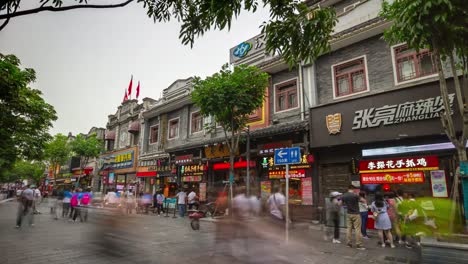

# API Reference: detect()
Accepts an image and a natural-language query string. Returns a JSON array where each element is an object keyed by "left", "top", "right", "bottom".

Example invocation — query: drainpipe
[{"left": 299, "top": 63, "right": 305, "bottom": 121}]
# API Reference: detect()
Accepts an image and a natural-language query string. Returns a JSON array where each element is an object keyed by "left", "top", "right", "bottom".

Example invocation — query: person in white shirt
[
  {"left": 16, "top": 185, "right": 34, "bottom": 228},
  {"left": 104, "top": 189, "right": 118, "bottom": 207},
  {"left": 32, "top": 186, "right": 41, "bottom": 214},
  {"left": 187, "top": 190, "right": 198, "bottom": 210},
  {"left": 176, "top": 189, "right": 187, "bottom": 217},
  {"left": 267, "top": 186, "right": 286, "bottom": 222},
  {"left": 233, "top": 187, "right": 251, "bottom": 220}
]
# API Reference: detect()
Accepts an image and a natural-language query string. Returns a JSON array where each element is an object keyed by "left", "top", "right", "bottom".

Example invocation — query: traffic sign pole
[{"left": 285, "top": 163, "right": 289, "bottom": 244}]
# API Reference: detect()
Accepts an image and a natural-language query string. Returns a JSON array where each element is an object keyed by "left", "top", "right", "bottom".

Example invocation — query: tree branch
[{"left": 0, "top": 0, "right": 134, "bottom": 20}]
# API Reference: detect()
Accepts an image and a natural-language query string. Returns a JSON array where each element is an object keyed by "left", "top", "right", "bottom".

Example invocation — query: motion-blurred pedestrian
[
  {"left": 326, "top": 191, "right": 342, "bottom": 244},
  {"left": 15, "top": 185, "right": 34, "bottom": 228},
  {"left": 359, "top": 191, "right": 369, "bottom": 239}
]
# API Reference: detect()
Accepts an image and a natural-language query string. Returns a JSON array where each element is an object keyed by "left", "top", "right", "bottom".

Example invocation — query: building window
[
  {"left": 248, "top": 107, "right": 262, "bottom": 122},
  {"left": 149, "top": 125, "right": 158, "bottom": 144},
  {"left": 275, "top": 79, "right": 298, "bottom": 112},
  {"left": 191, "top": 112, "right": 203, "bottom": 134},
  {"left": 393, "top": 44, "right": 437, "bottom": 83},
  {"left": 168, "top": 118, "right": 179, "bottom": 139},
  {"left": 333, "top": 56, "right": 368, "bottom": 98}
]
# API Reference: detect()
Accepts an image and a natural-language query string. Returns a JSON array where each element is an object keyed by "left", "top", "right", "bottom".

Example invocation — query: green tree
[
  {"left": 381, "top": 0, "right": 468, "bottom": 231},
  {"left": 0, "top": 54, "right": 57, "bottom": 177},
  {"left": 44, "top": 133, "right": 71, "bottom": 186},
  {"left": 192, "top": 64, "right": 268, "bottom": 206},
  {"left": 2, "top": 160, "right": 45, "bottom": 185},
  {"left": 69, "top": 133, "right": 103, "bottom": 188},
  {"left": 0, "top": 1, "right": 336, "bottom": 66}
]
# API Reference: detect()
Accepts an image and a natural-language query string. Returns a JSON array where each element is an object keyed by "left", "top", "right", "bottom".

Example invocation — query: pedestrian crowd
[{"left": 326, "top": 184, "right": 447, "bottom": 251}]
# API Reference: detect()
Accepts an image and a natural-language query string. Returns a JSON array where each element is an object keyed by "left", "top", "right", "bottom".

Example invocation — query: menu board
[
  {"left": 199, "top": 182, "right": 207, "bottom": 202},
  {"left": 261, "top": 181, "right": 271, "bottom": 199},
  {"left": 430, "top": 170, "right": 448, "bottom": 198},
  {"left": 301, "top": 177, "right": 313, "bottom": 205}
]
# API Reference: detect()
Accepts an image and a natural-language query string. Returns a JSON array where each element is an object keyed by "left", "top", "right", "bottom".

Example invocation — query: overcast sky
[{"left": 0, "top": 1, "right": 270, "bottom": 136}]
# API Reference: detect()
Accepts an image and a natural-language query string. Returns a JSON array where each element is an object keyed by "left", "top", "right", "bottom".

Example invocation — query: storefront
[
  {"left": 136, "top": 157, "right": 175, "bottom": 195},
  {"left": 309, "top": 81, "right": 460, "bottom": 206},
  {"left": 99, "top": 147, "right": 138, "bottom": 192}
]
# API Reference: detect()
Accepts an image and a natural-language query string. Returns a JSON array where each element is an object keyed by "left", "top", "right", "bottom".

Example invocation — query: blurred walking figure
[
  {"left": 62, "top": 188, "right": 72, "bottom": 218},
  {"left": 248, "top": 188, "right": 261, "bottom": 217},
  {"left": 267, "top": 185, "right": 286, "bottom": 225},
  {"left": 371, "top": 192, "right": 395, "bottom": 248},
  {"left": 49, "top": 190, "right": 59, "bottom": 220},
  {"left": 188, "top": 189, "right": 199, "bottom": 210},
  {"left": 70, "top": 189, "right": 80, "bottom": 222},
  {"left": 32, "top": 185, "right": 41, "bottom": 214},
  {"left": 125, "top": 191, "right": 136, "bottom": 215},
  {"left": 359, "top": 191, "right": 369, "bottom": 239},
  {"left": 16, "top": 185, "right": 34, "bottom": 228},
  {"left": 326, "top": 191, "right": 342, "bottom": 244},
  {"left": 342, "top": 185, "right": 365, "bottom": 250},
  {"left": 176, "top": 189, "right": 187, "bottom": 217},
  {"left": 79, "top": 188, "right": 92, "bottom": 222},
  {"left": 156, "top": 191, "right": 165, "bottom": 215},
  {"left": 104, "top": 189, "right": 119, "bottom": 208}
]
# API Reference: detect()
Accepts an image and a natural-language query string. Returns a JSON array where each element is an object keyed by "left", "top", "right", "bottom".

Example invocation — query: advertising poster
[
  {"left": 430, "top": 170, "right": 448, "bottom": 198},
  {"left": 261, "top": 181, "right": 271, "bottom": 199},
  {"left": 301, "top": 177, "right": 313, "bottom": 205},
  {"left": 199, "top": 182, "right": 207, "bottom": 202},
  {"left": 108, "top": 172, "right": 115, "bottom": 184},
  {"left": 361, "top": 171, "right": 425, "bottom": 184}
]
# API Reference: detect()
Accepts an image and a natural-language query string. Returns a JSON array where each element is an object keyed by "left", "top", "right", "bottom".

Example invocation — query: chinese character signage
[
  {"left": 258, "top": 141, "right": 292, "bottom": 156},
  {"left": 326, "top": 113, "right": 342, "bottom": 134},
  {"left": 182, "top": 176, "right": 202, "bottom": 182},
  {"left": 430, "top": 170, "right": 448, "bottom": 198},
  {"left": 269, "top": 169, "right": 306, "bottom": 179},
  {"left": 359, "top": 156, "right": 438, "bottom": 173},
  {"left": 181, "top": 164, "right": 206, "bottom": 177},
  {"left": 353, "top": 94, "right": 455, "bottom": 130},
  {"left": 361, "top": 172, "right": 425, "bottom": 184},
  {"left": 301, "top": 177, "right": 313, "bottom": 205},
  {"left": 230, "top": 33, "right": 266, "bottom": 64},
  {"left": 175, "top": 154, "right": 193, "bottom": 165}
]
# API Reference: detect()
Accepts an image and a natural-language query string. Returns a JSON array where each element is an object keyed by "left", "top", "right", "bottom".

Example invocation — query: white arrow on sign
[{"left": 277, "top": 150, "right": 287, "bottom": 158}]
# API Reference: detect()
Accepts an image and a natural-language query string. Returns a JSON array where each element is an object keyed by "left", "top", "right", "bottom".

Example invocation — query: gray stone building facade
[{"left": 306, "top": 0, "right": 460, "bottom": 224}]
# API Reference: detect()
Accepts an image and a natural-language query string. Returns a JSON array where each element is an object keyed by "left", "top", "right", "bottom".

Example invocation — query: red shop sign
[
  {"left": 359, "top": 156, "right": 438, "bottom": 173},
  {"left": 361, "top": 171, "right": 425, "bottom": 184},
  {"left": 269, "top": 169, "right": 306, "bottom": 179}
]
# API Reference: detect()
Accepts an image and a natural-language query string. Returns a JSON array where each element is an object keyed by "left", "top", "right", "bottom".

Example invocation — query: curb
[{"left": 0, "top": 198, "right": 14, "bottom": 204}]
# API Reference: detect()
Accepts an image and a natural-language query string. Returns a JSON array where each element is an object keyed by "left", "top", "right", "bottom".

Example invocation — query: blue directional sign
[{"left": 274, "top": 147, "right": 301, "bottom": 165}]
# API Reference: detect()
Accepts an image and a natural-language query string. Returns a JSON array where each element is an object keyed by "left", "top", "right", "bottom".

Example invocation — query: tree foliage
[
  {"left": 69, "top": 133, "right": 103, "bottom": 186},
  {"left": 0, "top": 53, "right": 57, "bottom": 175},
  {"left": 0, "top": 0, "right": 337, "bottom": 66},
  {"left": 1, "top": 160, "right": 45, "bottom": 185},
  {"left": 192, "top": 63, "right": 268, "bottom": 211},
  {"left": 44, "top": 133, "right": 71, "bottom": 180}
]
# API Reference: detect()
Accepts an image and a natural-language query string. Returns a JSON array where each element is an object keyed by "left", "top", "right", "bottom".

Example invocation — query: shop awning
[
  {"left": 136, "top": 171, "right": 157, "bottom": 177},
  {"left": 105, "top": 130, "right": 116, "bottom": 140},
  {"left": 213, "top": 161, "right": 256, "bottom": 170},
  {"left": 128, "top": 121, "right": 140, "bottom": 134}
]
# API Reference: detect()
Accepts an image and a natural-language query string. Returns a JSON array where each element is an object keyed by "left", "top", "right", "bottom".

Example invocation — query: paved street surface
[{"left": 0, "top": 200, "right": 420, "bottom": 264}]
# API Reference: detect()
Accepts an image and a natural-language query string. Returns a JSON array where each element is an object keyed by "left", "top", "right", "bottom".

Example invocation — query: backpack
[
  {"left": 70, "top": 194, "right": 79, "bottom": 207},
  {"left": 81, "top": 193, "right": 90, "bottom": 205}
]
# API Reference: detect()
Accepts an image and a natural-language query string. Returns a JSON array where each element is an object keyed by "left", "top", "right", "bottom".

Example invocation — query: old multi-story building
[
  {"left": 99, "top": 99, "right": 152, "bottom": 193},
  {"left": 305, "top": 0, "right": 460, "bottom": 216}
]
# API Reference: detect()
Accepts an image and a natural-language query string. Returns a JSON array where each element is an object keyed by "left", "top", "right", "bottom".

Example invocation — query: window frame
[
  {"left": 273, "top": 78, "right": 299, "bottom": 113},
  {"left": 190, "top": 111, "right": 204, "bottom": 134},
  {"left": 391, "top": 43, "right": 438, "bottom": 85},
  {"left": 331, "top": 55, "right": 370, "bottom": 100},
  {"left": 149, "top": 124, "right": 159, "bottom": 145},
  {"left": 167, "top": 117, "right": 180, "bottom": 140}
]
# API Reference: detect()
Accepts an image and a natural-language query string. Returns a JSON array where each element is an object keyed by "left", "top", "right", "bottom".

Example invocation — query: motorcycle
[{"left": 188, "top": 202, "right": 219, "bottom": 230}]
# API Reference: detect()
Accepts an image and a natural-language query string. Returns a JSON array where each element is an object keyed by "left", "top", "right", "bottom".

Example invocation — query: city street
[{"left": 0, "top": 200, "right": 420, "bottom": 264}]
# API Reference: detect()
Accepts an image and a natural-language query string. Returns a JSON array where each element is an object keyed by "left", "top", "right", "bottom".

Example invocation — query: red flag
[
  {"left": 127, "top": 75, "right": 133, "bottom": 98},
  {"left": 123, "top": 89, "right": 128, "bottom": 102},
  {"left": 136, "top": 81, "right": 140, "bottom": 99}
]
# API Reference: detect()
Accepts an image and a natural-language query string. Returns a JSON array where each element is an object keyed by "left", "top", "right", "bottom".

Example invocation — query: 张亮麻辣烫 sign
[{"left": 359, "top": 156, "right": 438, "bottom": 173}]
